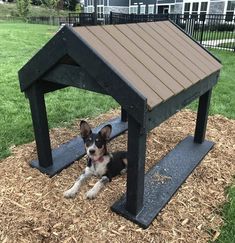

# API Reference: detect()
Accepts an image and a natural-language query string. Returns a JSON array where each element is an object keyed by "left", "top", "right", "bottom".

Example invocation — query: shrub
[{"left": 16, "top": 0, "right": 30, "bottom": 19}]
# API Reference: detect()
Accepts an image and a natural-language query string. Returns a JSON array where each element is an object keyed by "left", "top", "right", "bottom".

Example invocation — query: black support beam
[
  {"left": 42, "top": 64, "right": 107, "bottom": 95},
  {"left": 126, "top": 115, "right": 147, "bottom": 215},
  {"left": 27, "top": 83, "right": 53, "bottom": 168},
  {"left": 194, "top": 89, "right": 212, "bottom": 143}
]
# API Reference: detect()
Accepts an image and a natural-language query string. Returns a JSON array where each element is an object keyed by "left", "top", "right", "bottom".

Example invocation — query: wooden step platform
[{"left": 111, "top": 136, "right": 214, "bottom": 228}]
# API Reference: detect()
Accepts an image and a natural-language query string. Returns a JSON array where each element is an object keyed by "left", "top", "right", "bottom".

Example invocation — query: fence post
[
  {"left": 130, "top": 13, "right": 134, "bottom": 23},
  {"left": 110, "top": 11, "right": 113, "bottom": 24},
  {"left": 200, "top": 17, "right": 205, "bottom": 44},
  {"left": 94, "top": 0, "right": 97, "bottom": 25}
]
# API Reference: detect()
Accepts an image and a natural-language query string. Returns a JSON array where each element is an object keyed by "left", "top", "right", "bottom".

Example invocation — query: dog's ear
[
  {"left": 80, "top": 120, "right": 92, "bottom": 139},
  {"left": 99, "top": 125, "right": 112, "bottom": 141}
]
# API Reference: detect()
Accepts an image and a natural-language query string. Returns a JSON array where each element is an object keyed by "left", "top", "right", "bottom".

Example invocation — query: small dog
[{"left": 64, "top": 120, "right": 128, "bottom": 199}]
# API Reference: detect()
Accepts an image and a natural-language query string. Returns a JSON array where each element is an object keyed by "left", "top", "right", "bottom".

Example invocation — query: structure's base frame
[
  {"left": 111, "top": 136, "right": 214, "bottom": 229},
  {"left": 30, "top": 116, "right": 128, "bottom": 177}
]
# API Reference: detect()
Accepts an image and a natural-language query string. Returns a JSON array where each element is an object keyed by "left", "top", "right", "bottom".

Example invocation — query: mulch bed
[{"left": 0, "top": 109, "right": 234, "bottom": 242}]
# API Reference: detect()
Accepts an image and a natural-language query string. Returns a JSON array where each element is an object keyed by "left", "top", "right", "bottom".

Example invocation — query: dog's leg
[
  {"left": 120, "top": 158, "right": 128, "bottom": 175},
  {"left": 64, "top": 167, "right": 93, "bottom": 198},
  {"left": 86, "top": 176, "right": 110, "bottom": 199}
]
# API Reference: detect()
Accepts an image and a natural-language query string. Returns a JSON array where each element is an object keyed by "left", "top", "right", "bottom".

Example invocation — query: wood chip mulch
[{"left": 0, "top": 109, "right": 234, "bottom": 243}]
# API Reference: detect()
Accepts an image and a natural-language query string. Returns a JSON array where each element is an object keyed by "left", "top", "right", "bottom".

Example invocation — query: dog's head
[{"left": 80, "top": 120, "right": 112, "bottom": 160}]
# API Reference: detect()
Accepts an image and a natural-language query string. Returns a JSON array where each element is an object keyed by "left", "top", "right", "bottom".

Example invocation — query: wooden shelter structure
[{"left": 18, "top": 20, "right": 222, "bottom": 228}]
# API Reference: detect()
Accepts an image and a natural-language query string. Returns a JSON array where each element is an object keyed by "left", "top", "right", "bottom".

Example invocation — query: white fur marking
[
  {"left": 63, "top": 167, "right": 92, "bottom": 198},
  {"left": 89, "top": 155, "right": 110, "bottom": 177},
  {"left": 86, "top": 176, "right": 109, "bottom": 199}
]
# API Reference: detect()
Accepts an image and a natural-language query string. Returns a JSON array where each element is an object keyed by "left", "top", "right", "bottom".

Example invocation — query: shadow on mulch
[{"left": 0, "top": 109, "right": 234, "bottom": 243}]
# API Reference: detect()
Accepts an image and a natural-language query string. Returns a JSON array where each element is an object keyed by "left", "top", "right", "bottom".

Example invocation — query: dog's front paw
[
  {"left": 63, "top": 189, "right": 77, "bottom": 198},
  {"left": 86, "top": 189, "right": 97, "bottom": 200}
]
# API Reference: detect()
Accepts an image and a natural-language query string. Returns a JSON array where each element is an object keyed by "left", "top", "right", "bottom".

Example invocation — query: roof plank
[
  {"left": 102, "top": 25, "right": 184, "bottom": 93},
  {"left": 156, "top": 22, "right": 218, "bottom": 72},
  {"left": 164, "top": 21, "right": 222, "bottom": 70},
  {"left": 127, "top": 24, "right": 200, "bottom": 84},
  {"left": 86, "top": 26, "right": 174, "bottom": 100},
  {"left": 74, "top": 26, "right": 162, "bottom": 108},
  {"left": 136, "top": 23, "right": 206, "bottom": 81},
  {"left": 147, "top": 22, "right": 212, "bottom": 76},
  {"left": 116, "top": 24, "right": 192, "bottom": 88}
]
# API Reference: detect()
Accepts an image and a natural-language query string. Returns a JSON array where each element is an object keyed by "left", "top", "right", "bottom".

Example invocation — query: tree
[
  {"left": 16, "top": 0, "right": 30, "bottom": 19},
  {"left": 64, "top": 0, "right": 77, "bottom": 11},
  {"left": 42, "top": 0, "right": 60, "bottom": 9},
  {"left": 75, "top": 3, "right": 84, "bottom": 13},
  {"left": 31, "top": 0, "right": 43, "bottom": 6}
]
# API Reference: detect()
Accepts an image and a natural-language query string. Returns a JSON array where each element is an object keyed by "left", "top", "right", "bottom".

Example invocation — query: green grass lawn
[
  {"left": 0, "top": 22, "right": 234, "bottom": 242},
  {"left": 217, "top": 185, "right": 235, "bottom": 243}
]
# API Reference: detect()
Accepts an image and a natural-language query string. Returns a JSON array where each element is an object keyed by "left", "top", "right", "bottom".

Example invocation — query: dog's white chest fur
[{"left": 89, "top": 155, "right": 110, "bottom": 177}]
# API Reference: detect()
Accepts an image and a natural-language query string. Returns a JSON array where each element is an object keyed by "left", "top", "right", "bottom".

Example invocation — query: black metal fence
[
  {"left": 68, "top": 12, "right": 111, "bottom": 26},
  {"left": 28, "top": 16, "right": 70, "bottom": 25},
  {"left": 68, "top": 12, "right": 235, "bottom": 51},
  {"left": 170, "top": 14, "right": 235, "bottom": 51}
]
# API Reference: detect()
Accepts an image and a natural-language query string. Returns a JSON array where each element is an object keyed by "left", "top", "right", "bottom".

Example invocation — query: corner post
[
  {"left": 126, "top": 114, "right": 147, "bottom": 215},
  {"left": 194, "top": 89, "right": 212, "bottom": 143},
  {"left": 26, "top": 83, "right": 53, "bottom": 167}
]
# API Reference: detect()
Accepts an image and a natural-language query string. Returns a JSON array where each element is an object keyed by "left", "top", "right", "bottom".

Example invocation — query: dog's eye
[
  {"left": 95, "top": 139, "right": 99, "bottom": 142},
  {"left": 88, "top": 138, "right": 92, "bottom": 141}
]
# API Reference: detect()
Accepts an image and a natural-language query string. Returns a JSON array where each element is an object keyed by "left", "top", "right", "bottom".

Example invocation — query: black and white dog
[{"left": 64, "top": 120, "right": 127, "bottom": 199}]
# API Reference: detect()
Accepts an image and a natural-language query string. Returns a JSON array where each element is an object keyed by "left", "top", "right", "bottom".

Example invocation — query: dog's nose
[{"left": 89, "top": 149, "right": 95, "bottom": 155}]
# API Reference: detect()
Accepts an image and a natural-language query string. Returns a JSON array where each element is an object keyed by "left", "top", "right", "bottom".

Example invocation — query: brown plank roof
[{"left": 73, "top": 20, "right": 222, "bottom": 110}]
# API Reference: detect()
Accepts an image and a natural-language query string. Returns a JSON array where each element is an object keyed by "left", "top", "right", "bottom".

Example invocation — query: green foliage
[
  {"left": 16, "top": 0, "right": 30, "bottom": 19},
  {"left": 216, "top": 184, "right": 235, "bottom": 243},
  {"left": 75, "top": 3, "right": 84, "bottom": 13},
  {"left": 0, "top": 3, "right": 69, "bottom": 18},
  {"left": 42, "top": 0, "right": 59, "bottom": 10},
  {"left": 64, "top": 0, "right": 77, "bottom": 11},
  {"left": 31, "top": 0, "right": 43, "bottom": 6}
]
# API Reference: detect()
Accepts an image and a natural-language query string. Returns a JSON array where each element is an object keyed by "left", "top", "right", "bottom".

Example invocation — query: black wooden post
[
  {"left": 94, "top": 0, "right": 97, "bottom": 25},
  {"left": 194, "top": 89, "right": 212, "bottom": 144},
  {"left": 27, "top": 83, "right": 53, "bottom": 167},
  {"left": 109, "top": 11, "right": 113, "bottom": 24},
  {"left": 200, "top": 17, "right": 205, "bottom": 44},
  {"left": 121, "top": 107, "right": 128, "bottom": 122},
  {"left": 126, "top": 114, "right": 147, "bottom": 215}
]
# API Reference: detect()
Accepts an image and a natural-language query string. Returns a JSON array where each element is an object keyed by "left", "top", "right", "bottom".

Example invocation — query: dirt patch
[{"left": 0, "top": 109, "right": 234, "bottom": 243}]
